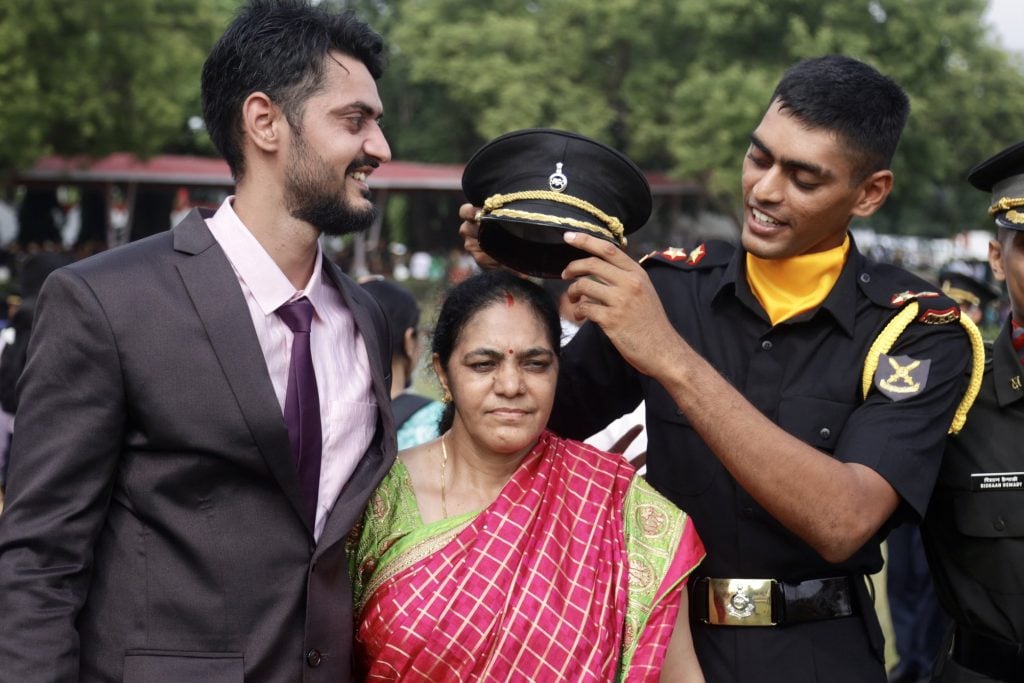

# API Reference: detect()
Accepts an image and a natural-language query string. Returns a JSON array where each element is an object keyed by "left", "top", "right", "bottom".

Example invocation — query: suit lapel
[{"left": 172, "top": 211, "right": 311, "bottom": 533}]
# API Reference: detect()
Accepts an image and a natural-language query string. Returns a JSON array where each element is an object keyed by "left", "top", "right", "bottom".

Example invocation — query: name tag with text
[{"left": 971, "top": 472, "right": 1024, "bottom": 491}]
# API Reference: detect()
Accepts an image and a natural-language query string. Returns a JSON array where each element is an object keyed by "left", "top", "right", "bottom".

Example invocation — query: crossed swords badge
[{"left": 874, "top": 354, "right": 931, "bottom": 401}]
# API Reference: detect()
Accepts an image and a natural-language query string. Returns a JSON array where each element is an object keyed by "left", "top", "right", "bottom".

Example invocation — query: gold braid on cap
[
  {"left": 941, "top": 283, "right": 981, "bottom": 308},
  {"left": 481, "top": 191, "right": 626, "bottom": 246},
  {"left": 860, "top": 300, "right": 985, "bottom": 435},
  {"left": 988, "top": 196, "right": 1024, "bottom": 215}
]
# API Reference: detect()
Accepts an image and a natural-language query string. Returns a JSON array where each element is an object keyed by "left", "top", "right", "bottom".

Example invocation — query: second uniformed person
[
  {"left": 460, "top": 55, "right": 974, "bottom": 682},
  {"left": 922, "top": 141, "right": 1024, "bottom": 683}
]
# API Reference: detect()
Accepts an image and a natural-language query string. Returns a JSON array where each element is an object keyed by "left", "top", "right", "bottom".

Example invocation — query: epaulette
[
  {"left": 858, "top": 261, "right": 985, "bottom": 434},
  {"left": 856, "top": 259, "right": 963, "bottom": 325},
  {"left": 638, "top": 240, "right": 733, "bottom": 270}
]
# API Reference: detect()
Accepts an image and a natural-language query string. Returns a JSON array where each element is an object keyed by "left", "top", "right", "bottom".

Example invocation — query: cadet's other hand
[
  {"left": 561, "top": 231, "right": 681, "bottom": 377},
  {"left": 458, "top": 203, "right": 502, "bottom": 270}
]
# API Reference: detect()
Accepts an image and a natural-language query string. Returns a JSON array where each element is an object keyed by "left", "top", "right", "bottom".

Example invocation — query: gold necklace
[{"left": 440, "top": 434, "right": 449, "bottom": 519}]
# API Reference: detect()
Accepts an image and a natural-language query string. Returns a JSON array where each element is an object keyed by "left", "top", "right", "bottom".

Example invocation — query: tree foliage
[
  {"left": 5, "top": 0, "right": 1024, "bottom": 238},
  {"left": 388, "top": 0, "right": 1024, "bottom": 235},
  {"left": 0, "top": 0, "right": 235, "bottom": 175}
]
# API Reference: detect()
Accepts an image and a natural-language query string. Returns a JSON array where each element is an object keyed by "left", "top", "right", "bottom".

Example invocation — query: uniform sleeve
[
  {"left": 548, "top": 319, "right": 644, "bottom": 441},
  {"left": 0, "top": 268, "right": 127, "bottom": 681},
  {"left": 834, "top": 319, "right": 970, "bottom": 521}
]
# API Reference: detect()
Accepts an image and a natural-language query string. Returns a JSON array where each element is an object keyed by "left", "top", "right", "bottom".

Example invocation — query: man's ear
[
  {"left": 241, "top": 91, "right": 284, "bottom": 153},
  {"left": 989, "top": 237, "right": 1006, "bottom": 282},
  {"left": 403, "top": 327, "right": 418, "bottom": 362},
  {"left": 851, "top": 170, "right": 894, "bottom": 219}
]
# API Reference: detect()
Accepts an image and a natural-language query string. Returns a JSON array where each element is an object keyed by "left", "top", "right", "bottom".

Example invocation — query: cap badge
[{"left": 548, "top": 162, "right": 568, "bottom": 193}]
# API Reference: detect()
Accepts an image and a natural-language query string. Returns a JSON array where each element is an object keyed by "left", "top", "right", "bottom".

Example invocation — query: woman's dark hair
[
  {"left": 433, "top": 271, "right": 562, "bottom": 432},
  {"left": 360, "top": 279, "right": 421, "bottom": 380},
  {"left": 201, "top": 0, "right": 386, "bottom": 182}
]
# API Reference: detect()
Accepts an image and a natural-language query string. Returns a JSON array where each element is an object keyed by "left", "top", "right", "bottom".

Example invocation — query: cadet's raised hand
[
  {"left": 458, "top": 203, "right": 502, "bottom": 270},
  {"left": 561, "top": 231, "right": 682, "bottom": 379}
]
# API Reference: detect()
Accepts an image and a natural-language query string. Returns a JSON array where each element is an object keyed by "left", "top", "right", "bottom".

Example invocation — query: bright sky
[{"left": 984, "top": 0, "right": 1024, "bottom": 53}]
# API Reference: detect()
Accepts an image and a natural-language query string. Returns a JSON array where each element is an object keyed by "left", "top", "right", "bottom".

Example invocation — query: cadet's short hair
[
  {"left": 770, "top": 55, "right": 909, "bottom": 183},
  {"left": 201, "top": 0, "right": 385, "bottom": 182}
]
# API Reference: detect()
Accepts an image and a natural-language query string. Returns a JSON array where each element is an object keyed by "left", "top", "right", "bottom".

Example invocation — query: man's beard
[{"left": 284, "top": 134, "right": 379, "bottom": 237}]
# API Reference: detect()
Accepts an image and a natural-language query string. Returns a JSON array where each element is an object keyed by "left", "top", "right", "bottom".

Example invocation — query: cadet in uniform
[
  {"left": 884, "top": 269, "right": 997, "bottom": 683},
  {"left": 922, "top": 141, "right": 1024, "bottom": 683},
  {"left": 460, "top": 55, "right": 977, "bottom": 682}
]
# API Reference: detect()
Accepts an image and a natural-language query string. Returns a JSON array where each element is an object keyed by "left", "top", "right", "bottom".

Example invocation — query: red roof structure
[{"left": 20, "top": 153, "right": 698, "bottom": 196}]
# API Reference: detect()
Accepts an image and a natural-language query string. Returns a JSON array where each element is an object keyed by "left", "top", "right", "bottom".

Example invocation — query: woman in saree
[{"left": 350, "top": 270, "right": 705, "bottom": 681}]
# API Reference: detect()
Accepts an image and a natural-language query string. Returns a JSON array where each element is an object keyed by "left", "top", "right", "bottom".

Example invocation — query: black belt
[
  {"left": 952, "top": 628, "right": 1024, "bottom": 682},
  {"left": 690, "top": 576, "right": 856, "bottom": 627}
]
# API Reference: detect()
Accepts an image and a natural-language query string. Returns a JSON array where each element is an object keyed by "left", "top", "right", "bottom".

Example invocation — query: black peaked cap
[{"left": 462, "top": 128, "right": 652, "bottom": 278}]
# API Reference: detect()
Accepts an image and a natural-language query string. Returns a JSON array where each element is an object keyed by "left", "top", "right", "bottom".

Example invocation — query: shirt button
[
  {"left": 761, "top": 340, "right": 773, "bottom": 351},
  {"left": 994, "top": 517, "right": 1007, "bottom": 532},
  {"left": 819, "top": 427, "right": 831, "bottom": 440},
  {"left": 859, "top": 273, "right": 871, "bottom": 283},
  {"left": 306, "top": 649, "right": 323, "bottom": 667}
]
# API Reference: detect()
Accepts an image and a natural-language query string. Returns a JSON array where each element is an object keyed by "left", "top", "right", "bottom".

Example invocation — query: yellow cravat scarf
[{"left": 746, "top": 235, "right": 850, "bottom": 326}]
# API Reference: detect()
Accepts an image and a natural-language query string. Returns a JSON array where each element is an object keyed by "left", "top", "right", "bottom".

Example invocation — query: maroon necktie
[{"left": 275, "top": 297, "right": 321, "bottom": 528}]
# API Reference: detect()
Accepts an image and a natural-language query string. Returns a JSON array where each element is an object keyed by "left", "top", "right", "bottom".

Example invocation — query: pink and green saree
[{"left": 350, "top": 430, "right": 704, "bottom": 681}]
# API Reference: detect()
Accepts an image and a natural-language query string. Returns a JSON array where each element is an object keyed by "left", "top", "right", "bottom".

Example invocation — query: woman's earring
[{"left": 442, "top": 387, "right": 452, "bottom": 403}]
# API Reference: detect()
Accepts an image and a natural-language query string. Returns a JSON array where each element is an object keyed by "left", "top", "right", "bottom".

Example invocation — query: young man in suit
[{"left": 0, "top": 2, "right": 395, "bottom": 681}]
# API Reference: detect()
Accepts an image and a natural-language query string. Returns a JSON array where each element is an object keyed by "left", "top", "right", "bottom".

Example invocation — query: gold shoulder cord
[{"left": 860, "top": 300, "right": 985, "bottom": 434}]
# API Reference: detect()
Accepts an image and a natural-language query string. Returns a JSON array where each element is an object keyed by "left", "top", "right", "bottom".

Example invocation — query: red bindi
[
  {"left": 508, "top": 349, "right": 514, "bottom": 355},
  {"left": 505, "top": 292, "right": 515, "bottom": 307}
]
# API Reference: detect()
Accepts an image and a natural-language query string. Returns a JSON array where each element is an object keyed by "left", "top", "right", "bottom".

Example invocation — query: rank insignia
[
  {"left": 661, "top": 247, "right": 688, "bottom": 261},
  {"left": 890, "top": 290, "right": 940, "bottom": 306},
  {"left": 918, "top": 306, "right": 959, "bottom": 325},
  {"left": 687, "top": 244, "right": 706, "bottom": 265},
  {"left": 874, "top": 354, "right": 931, "bottom": 401}
]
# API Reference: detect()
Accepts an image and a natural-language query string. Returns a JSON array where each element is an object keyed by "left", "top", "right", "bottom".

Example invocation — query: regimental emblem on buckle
[
  {"left": 706, "top": 578, "right": 776, "bottom": 626},
  {"left": 727, "top": 588, "right": 756, "bottom": 619}
]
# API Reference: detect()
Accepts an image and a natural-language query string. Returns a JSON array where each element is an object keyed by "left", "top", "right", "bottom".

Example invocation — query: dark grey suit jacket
[{"left": 0, "top": 210, "right": 396, "bottom": 682}]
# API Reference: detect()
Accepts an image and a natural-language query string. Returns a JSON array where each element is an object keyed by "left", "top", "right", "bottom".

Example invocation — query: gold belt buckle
[{"left": 705, "top": 578, "right": 778, "bottom": 626}]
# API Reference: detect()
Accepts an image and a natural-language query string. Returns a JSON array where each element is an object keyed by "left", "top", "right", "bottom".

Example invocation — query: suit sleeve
[{"left": 0, "top": 268, "right": 127, "bottom": 681}]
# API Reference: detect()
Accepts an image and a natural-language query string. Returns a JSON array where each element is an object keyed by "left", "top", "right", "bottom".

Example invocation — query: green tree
[
  {"left": 0, "top": 0, "right": 235, "bottom": 176},
  {"left": 389, "top": 0, "right": 1024, "bottom": 236}
]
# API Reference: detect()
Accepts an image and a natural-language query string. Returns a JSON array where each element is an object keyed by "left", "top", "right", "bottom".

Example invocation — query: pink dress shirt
[{"left": 206, "top": 197, "right": 376, "bottom": 541}]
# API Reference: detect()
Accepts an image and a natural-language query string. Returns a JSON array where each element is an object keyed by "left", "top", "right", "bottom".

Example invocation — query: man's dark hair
[
  {"left": 201, "top": 0, "right": 385, "bottom": 182},
  {"left": 770, "top": 55, "right": 909, "bottom": 182}
]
